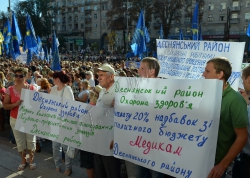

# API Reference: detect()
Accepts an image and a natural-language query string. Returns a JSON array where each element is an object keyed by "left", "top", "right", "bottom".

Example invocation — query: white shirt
[
  {"left": 50, "top": 85, "right": 74, "bottom": 100},
  {"left": 96, "top": 83, "right": 115, "bottom": 108}
]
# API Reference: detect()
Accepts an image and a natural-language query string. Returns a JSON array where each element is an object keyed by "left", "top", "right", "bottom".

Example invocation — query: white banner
[
  {"left": 15, "top": 89, "right": 113, "bottom": 156},
  {"left": 157, "top": 40, "right": 245, "bottom": 90},
  {"left": 114, "top": 77, "right": 223, "bottom": 178}
]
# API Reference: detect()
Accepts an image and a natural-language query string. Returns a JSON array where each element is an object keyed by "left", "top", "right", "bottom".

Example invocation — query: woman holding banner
[
  {"left": 50, "top": 71, "right": 74, "bottom": 176},
  {"left": 3, "top": 68, "right": 37, "bottom": 171}
]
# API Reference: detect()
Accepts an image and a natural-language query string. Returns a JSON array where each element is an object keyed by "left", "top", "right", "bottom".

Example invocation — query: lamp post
[{"left": 123, "top": 0, "right": 129, "bottom": 53}]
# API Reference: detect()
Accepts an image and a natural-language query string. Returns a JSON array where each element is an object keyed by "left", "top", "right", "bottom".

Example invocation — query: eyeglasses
[{"left": 15, "top": 74, "right": 24, "bottom": 78}]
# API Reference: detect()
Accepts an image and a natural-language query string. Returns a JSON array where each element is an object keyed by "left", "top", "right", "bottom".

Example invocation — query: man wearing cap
[
  {"left": 124, "top": 57, "right": 166, "bottom": 178},
  {"left": 94, "top": 64, "right": 121, "bottom": 178}
]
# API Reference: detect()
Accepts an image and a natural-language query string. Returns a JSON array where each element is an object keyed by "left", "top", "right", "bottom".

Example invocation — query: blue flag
[
  {"left": 191, "top": 2, "right": 199, "bottom": 40},
  {"left": 159, "top": 24, "right": 164, "bottom": 39},
  {"left": 36, "top": 36, "right": 42, "bottom": 54},
  {"left": 144, "top": 27, "right": 150, "bottom": 43},
  {"left": 23, "top": 37, "right": 27, "bottom": 52},
  {"left": 51, "top": 31, "right": 61, "bottom": 71},
  {"left": 26, "top": 14, "right": 38, "bottom": 49},
  {"left": 3, "top": 20, "right": 11, "bottom": 44},
  {"left": 11, "top": 11, "right": 22, "bottom": 59},
  {"left": 131, "top": 10, "right": 147, "bottom": 57},
  {"left": 247, "top": 22, "right": 250, "bottom": 37},
  {"left": 179, "top": 29, "right": 183, "bottom": 40},
  {"left": 26, "top": 49, "right": 32, "bottom": 65}
]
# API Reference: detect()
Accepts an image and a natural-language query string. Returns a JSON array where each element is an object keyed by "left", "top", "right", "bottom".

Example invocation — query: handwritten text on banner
[
  {"left": 15, "top": 89, "right": 114, "bottom": 156},
  {"left": 157, "top": 40, "right": 245, "bottom": 90},
  {"left": 114, "top": 77, "right": 223, "bottom": 178}
]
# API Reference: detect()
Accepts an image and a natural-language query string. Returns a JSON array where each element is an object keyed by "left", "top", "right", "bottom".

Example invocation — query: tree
[
  {"left": 153, "top": 0, "right": 185, "bottom": 38},
  {"left": 13, "top": 0, "right": 52, "bottom": 39}
]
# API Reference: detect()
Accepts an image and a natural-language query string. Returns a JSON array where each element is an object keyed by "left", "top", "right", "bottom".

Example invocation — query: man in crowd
[
  {"left": 94, "top": 64, "right": 121, "bottom": 178},
  {"left": 232, "top": 65, "right": 250, "bottom": 177},
  {"left": 202, "top": 57, "right": 248, "bottom": 178},
  {"left": 124, "top": 57, "right": 165, "bottom": 178}
]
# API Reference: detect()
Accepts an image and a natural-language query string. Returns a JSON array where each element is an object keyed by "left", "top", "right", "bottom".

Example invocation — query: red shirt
[{"left": 5, "top": 85, "right": 36, "bottom": 119}]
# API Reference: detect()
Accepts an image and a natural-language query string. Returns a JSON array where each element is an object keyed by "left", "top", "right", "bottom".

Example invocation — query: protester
[
  {"left": 85, "top": 71, "right": 95, "bottom": 89},
  {"left": 0, "top": 80, "right": 5, "bottom": 131},
  {"left": 232, "top": 65, "right": 250, "bottom": 177},
  {"left": 124, "top": 57, "right": 165, "bottom": 178},
  {"left": 75, "top": 80, "right": 90, "bottom": 103},
  {"left": 39, "top": 78, "right": 51, "bottom": 93},
  {"left": 49, "top": 71, "right": 74, "bottom": 176},
  {"left": 94, "top": 64, "right": 121, "bottom": 178},
  {"left": 3, "top": 67, "right": 37, "bottom": 171},
  {"left": 202, "top": 57, "right": 248, "bottom": 178}
]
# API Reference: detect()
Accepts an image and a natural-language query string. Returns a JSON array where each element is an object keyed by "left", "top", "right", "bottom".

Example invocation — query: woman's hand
[{"left": 15, "top": 99, "right": 23, "bottom": 107}]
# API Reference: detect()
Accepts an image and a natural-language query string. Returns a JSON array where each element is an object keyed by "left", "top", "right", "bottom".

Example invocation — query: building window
[
  {"left": 102, "top": 4, "right": 107, "bottom": 10},
  {"left": 231, "top": 13, "right": 238, "bottom": 19},
  {"left": 57, "top": 2, "right": 60, "bottom": 7},
  {"left": 57, "top": 10, "right": 60, "bottom": 15},
  {"left": 81, "top": 23, "right": 84, "bottom": 28},
  {"left": 208, "top": 15, "right": 213, "bottom": 22},
  {"left": 94, "top": 14, "right": 97, "bottom": 19},
  {"left": 95, "top": 23, "right": 97, "bottom": 28},
  {"left": 102, "top": 22, "right": 106, "bottom": 28},
  {"left": 81, "top": 7, "right": 84, "bottom": 12},
  {"left": 247, "top": 1, "right": 250, "bottom": 7},
  {"left": 209, "top": 4, "right": 214, "bottom": 10},
  {"left": 245, "top": 13, "right": 250, "bottom": 20},
  {"left": 94, "top": 31, "right": 97, "bottom": 37},
  {"left": 219, "top": 15, "right": 225, "bottom": 21},
  {"left": 232, "top": 1, "right": 239, "bottom": 7},
  {"left": 87, "top": 6, "right": 91, "bottom": 9},
  {"left": 81, "top": 15, "right": 84, "bottom": 20},
  {"left": 220, "top": 3, "right": 226, "bottom": 10},
  {"left": 94, "top": 5, "right": 97, "bottom": 10},
  {"left": 186, "top": 17, "right": 191, "bottom": 22},
  {"left": 58, "top": 17, "right": 60, "bottom": 22}
]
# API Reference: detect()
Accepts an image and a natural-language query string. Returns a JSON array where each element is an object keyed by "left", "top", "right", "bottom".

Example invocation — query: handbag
[
  {"left": 61, "top": 86, "right": 79, "bottom": 159},
  {"left": 66, "top": 146, "right": 79, "bottom": 158}
]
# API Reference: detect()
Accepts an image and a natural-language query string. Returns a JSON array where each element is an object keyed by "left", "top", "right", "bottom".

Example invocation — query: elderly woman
[
  {"left": 50, "top": 71, "right": 74, "bottom": 176},
  {"left": 75, "top": 80, "right": 89, "bottom": 103},
  {"left": 5, "top": 72, "right": 15, "bottom": 88},
  {"left": 3, "top": 68, "right": 37, "bottom": 171},
  {"left": 85, "top": 71, "right": 95, "bottom": 90}
]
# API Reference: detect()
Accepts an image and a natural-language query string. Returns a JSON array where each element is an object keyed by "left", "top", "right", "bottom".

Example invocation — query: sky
[{"left": 0, "top": 0, "right": 25, "bottom": 13}]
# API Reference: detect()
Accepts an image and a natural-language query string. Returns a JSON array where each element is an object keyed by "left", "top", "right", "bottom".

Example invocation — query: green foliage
[{"left": 13, "top": 0, "right": 52, "bottom": 38}]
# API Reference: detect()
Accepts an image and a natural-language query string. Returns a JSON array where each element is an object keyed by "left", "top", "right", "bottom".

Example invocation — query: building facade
[
  {"left": 48, "top": 0, "right": 250, "bottom": 52},
  {"left": 48, "top": 0, "right": 110, "bottom": 51}
]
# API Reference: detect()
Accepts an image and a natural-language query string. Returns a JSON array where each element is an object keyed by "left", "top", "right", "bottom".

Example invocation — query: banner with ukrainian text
[
  {"left": 114, "top": 77, "right": 223, "bottom": 178},
  {"left": 157, "top": 39, "right": 245, "bottom": 90},
  {"left": 15, "top": 89, "right": 114, "bottom": 156}
]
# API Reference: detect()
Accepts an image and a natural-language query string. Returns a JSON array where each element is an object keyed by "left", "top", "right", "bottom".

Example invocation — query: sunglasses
[{"left": 15, "top": 74, "right": 24, "bottom": 78}]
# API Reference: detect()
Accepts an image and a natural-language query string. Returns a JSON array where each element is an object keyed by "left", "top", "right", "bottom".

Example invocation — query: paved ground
[
  {"left": 0, "top": 124, "right": 88, "bottom": 178},
  {"left": 0, "top": 123, "right": 233, "bottom": 178}
]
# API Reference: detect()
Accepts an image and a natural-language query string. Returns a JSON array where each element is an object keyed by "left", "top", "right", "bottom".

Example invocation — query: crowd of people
[{"left": 0, "top": 55, "right": 249, "bottom": 178}]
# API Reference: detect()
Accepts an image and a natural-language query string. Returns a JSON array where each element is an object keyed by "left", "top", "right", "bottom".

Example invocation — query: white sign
[
  {"left": 114, "top": 77, "right": 223, "bottom": 178},
  {"left": 157, "top": 39, "right": 245, "bottom": 90},
  {"left": 15, "top": 89, "right": 113, "bottom": 156},
  {"left": 17, "top": 51, "right": 27, "bottom": 64}
]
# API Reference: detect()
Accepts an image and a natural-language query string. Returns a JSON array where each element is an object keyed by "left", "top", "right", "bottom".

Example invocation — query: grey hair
[{"left": 106, "top": 71, "right": 113, "bottom": 76}]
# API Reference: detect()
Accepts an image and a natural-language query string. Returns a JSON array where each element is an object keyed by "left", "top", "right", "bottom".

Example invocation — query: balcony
[
  {"left": 85, "top": 9, "right": 92, "bottom": 14},
  {"left": 86, "top": 27, "right": 92, "bottom": 31},
  {"left": 230, "top": 18, "right": 240, "bottom": 23},
  {"left": 85, "top": 17, "right": 91, "bottom": 23},
  {"left": 72, "top": 28, "right": 79, "bottom": 32},
  {"left": 85, "top": 1, "right": 92, "bottom": 5},
  {"left": 231, "top": 6, "right": 240, "bottom": 11}
]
